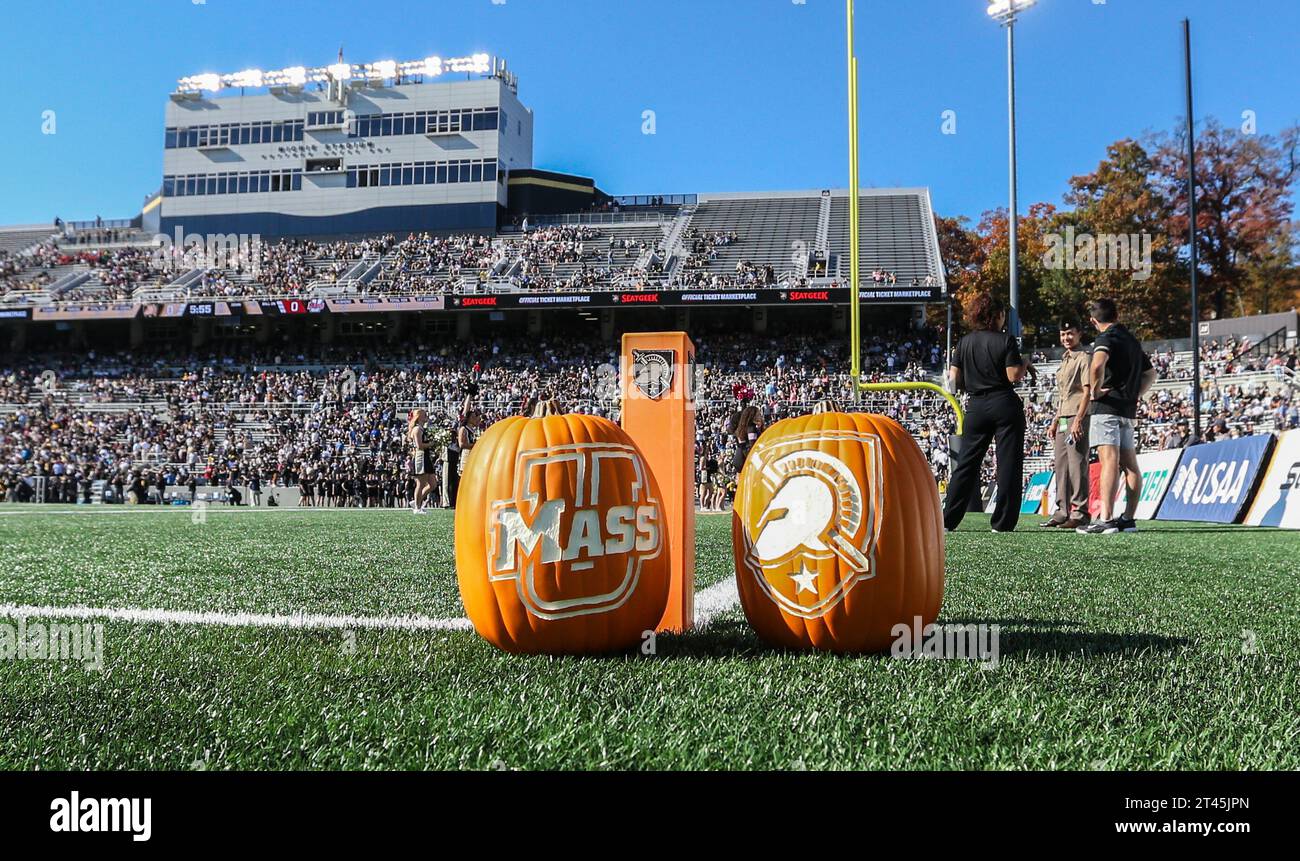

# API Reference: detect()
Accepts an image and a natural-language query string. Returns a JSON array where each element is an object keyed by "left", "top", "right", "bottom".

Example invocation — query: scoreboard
[{"left": 258, "top": 298, "right": 326, "bottom": 315}]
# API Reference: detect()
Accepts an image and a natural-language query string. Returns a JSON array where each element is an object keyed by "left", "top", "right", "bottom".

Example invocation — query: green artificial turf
[{"left": 0, "top": 505, "right": 1295, "bottom": 770}]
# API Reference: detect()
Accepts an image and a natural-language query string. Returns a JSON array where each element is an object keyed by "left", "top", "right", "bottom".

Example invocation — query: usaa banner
[
  {"left": 1244, "top": 429, "right": 1300, "bottom": 529},
  {"left": 1156, "top": 434, "right": 1275, "bottom": 524}
]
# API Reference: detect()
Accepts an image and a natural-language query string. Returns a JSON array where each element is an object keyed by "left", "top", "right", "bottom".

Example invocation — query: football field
[{"left": 0, "top": 504, "right": 1296, "bottom": 770}]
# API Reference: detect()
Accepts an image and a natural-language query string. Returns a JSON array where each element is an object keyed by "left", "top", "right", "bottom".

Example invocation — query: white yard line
[
  {"left": 0, "top": 603, "right": 472, "bottom": 632},
  {"left": 693, "top": 578, "right": 740, "bottom": 628},
  {"left": 0, "top": 507, "right": 399, "bottom": 516},
  {"left": 0, "top": 582, "right": 741, "bottom": 636}
]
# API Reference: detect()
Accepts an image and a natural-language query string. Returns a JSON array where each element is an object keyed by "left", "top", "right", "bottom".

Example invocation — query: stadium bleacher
[
  {"left": 0, "top": 225, "right": 57, "bottom": 257},
  {"left": 683, "top": 193, "right": 823, "bottom": 280},
  {"left": 827, "top": 190, "right": 944, "bottom": 285},
  {"left": 3, "top": 189, "right": 1294, "bottom": 511},
  {"left": 0, "top": 187, "right": 947, "bottom": 303}
]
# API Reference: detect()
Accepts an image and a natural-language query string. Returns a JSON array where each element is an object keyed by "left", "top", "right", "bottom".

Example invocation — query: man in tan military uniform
[{"left": 1041, "top": 320, "right": 1092, "bottom": 527}]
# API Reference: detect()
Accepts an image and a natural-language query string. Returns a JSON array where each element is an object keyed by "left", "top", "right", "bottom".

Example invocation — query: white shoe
[{"left": 412, "top": 506, "right": 427, "bottom": 515}]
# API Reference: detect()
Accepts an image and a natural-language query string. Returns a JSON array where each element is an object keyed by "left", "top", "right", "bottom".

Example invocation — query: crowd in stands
[
  {"left": 3, "top": 222, "right": 919, "bottom": 305},
  {"left": 679, "top": 229, "right": 740, "bottom": 272},
  {"left": 1, "top": 250, "right": 43, "bottom": 299},
  {"left": 1, "top": 243, "right": 168, "bottom": 302},
  {"left": 1019, "top": 341, "right": 1298, "bottom": 460},
  {"left": 4, "top": 324, "right": 1295, "bottom": 508},
  {"left": 68, "top": 246, "right": 162, "bottom": 300},
  {"left": 1150, "top": 338, "right": 1293, "bottom": 380},
  {"left": 674, "top": 260, "right": 778, "bottom": 290},
  {"left": 372, "top": 233, "right": 498, "bottom": 294},
  {"left": 0, "top": 328, "right": 945, "bottom": 507}
]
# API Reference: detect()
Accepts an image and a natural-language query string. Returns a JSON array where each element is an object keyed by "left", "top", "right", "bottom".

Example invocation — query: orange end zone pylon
[{"left": 620, "top": 332, "right": 696, "bottom": 633}]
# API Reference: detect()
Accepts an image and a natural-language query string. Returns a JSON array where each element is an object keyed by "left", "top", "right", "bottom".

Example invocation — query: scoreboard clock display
[{"left": 259, "top": 299, "right": 326, "bottom": 314}]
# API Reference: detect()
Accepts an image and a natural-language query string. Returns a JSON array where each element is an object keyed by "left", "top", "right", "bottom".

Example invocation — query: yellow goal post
[{"left": 846, "top": 0, "right": 964, "bottom": 436}]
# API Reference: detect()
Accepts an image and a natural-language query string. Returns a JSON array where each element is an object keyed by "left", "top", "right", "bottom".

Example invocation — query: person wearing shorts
[
  {"left": 1077, "top": 298, "right": 1156, "bottom": 535},
  {"left": 407, "top": 409, "right": 436, "bottom": 514}
]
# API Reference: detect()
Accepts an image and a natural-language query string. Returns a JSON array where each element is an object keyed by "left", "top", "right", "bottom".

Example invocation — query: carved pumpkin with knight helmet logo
[
  {"left": 456, "top": 399, "right": 671, "bottom": 653},
  {"left": 731, "top": 401, "right": 944, "bottom": 651}
]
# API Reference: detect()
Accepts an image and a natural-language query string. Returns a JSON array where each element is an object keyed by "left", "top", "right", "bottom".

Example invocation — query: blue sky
[{"left": 3, "top": 0, "right": 1296, "bottom": 226}]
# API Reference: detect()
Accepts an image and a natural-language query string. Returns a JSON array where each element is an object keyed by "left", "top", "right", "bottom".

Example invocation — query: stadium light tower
[{"left": 986, "top": 0, "right": 1036, "bottom": 341}]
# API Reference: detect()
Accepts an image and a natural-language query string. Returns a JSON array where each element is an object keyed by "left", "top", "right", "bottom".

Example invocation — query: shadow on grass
[
  {"left": 947, "top": 623, "right": 1190, "bottom": 659},
  {"left": 649, "top": 617, "right": 1190, "bottom": 661},
  {"left": 945, "top": 617, "right": 1080, "bottom": 629},
  {"left": 654, "top": 620, "right": 768, "bottom": 659},
  {"left": 964, "top": 519, "right": 1283, "bottom": 535},
  {"left": 1128, "top": 526, "right": 1280, "bottom": 533}
]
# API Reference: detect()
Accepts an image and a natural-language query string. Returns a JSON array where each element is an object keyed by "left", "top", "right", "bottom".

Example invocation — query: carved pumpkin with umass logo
[
  {"left": 731, "top": 404, "right": 944, "bottom": 652},
  {"left": 455, "top": 405, "right": 670, "bottom": 653}
]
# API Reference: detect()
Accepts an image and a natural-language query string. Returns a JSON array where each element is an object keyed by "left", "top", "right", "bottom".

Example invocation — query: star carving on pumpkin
[{"left": 789, "top": 563, "right": 818, "bottom": 596}]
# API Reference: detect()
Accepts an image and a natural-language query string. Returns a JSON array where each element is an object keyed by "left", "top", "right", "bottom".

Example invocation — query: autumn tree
[
  {"left": 1151, "top": 119, "right": 1299, "bottom": 320},
  {"left": 933, "top": 214, "right": 984, "bottom": 295},
  {"left": 1240, "top": 221, "right": 1300, "bottom": 316},
  {"left": 1061, "top": 138, "right": 1188, "bottom": 338},
  {"left": 932, "top": 117, "right": 1298, "bottom": 342}
]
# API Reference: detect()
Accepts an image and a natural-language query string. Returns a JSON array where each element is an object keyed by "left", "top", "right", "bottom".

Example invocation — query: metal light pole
[
  {"left": 1183, "top": 18, "right": 1203, "bottom": 444},
  {"left": 987, "top": 0, "right": 1037, "bottom": 341}
]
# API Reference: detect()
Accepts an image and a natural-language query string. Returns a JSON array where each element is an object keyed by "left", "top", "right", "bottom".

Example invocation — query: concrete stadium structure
[{"left": 160, "top": 55, "right": 533, "bottom": 237}]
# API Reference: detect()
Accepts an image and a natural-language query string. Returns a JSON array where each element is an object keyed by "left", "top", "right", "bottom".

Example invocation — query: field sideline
[{"left": 0, "top": 504, "right": 1296, "bottom": 770}]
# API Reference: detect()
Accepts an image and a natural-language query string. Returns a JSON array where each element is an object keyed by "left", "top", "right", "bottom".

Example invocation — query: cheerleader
[{"left": 407, "top": 409, "right": 435, "bottom": 514}]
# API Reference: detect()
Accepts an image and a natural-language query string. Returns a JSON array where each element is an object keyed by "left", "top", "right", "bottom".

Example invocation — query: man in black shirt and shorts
[{"left": 1077, "top": 298, "right": 1156, "bottom": 534}]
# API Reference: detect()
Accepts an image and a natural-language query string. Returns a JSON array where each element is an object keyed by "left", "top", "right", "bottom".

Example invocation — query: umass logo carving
[{"left": 488, "top": 442, "right": 663, "bottom": 620}]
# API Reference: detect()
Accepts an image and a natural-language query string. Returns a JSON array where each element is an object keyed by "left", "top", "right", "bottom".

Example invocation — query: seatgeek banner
[
  {"left": 1244, "top": 429, "right": 1300, "bottom": 529},
  {"left": 1021, "top": 471, "right": 1053, "bottom": 515},
  {"left": 1156, "top": 435, "right": 1275, "bottom": 524},
  {"left": 1110, "top": 448, "right": 1184, "bottom": 520}
]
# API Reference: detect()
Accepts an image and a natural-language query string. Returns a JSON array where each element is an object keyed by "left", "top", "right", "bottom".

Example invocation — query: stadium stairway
[
  {"left": 814, "top": 191, "right": 832, "bottom": 264},
  {"left": 46, "top": 270, "right": 94, "bottom": 298},
  {"left": 660, "top": 205, "right": 697, "bottom": 280}
]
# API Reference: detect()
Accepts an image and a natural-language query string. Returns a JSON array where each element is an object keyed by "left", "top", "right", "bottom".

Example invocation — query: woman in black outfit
[{"left": 943, "top": 291, "right": 1034, "bottom": 533}]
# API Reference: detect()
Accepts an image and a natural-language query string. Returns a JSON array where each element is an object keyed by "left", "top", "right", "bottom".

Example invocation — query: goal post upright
[
  {"left": 845, "top": 0, "right": 964, "bottom": 435},
  {"left": 847, "top": 0, "right": 862, "bottom": 404}
]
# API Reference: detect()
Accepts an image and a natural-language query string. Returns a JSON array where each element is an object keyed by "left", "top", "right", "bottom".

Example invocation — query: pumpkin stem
[
  {"left": 531, "top": 398, "right": 564, "bottom": 417},
  {"left": 812, "top": 399, "right": 841, "bottom": 414}
]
